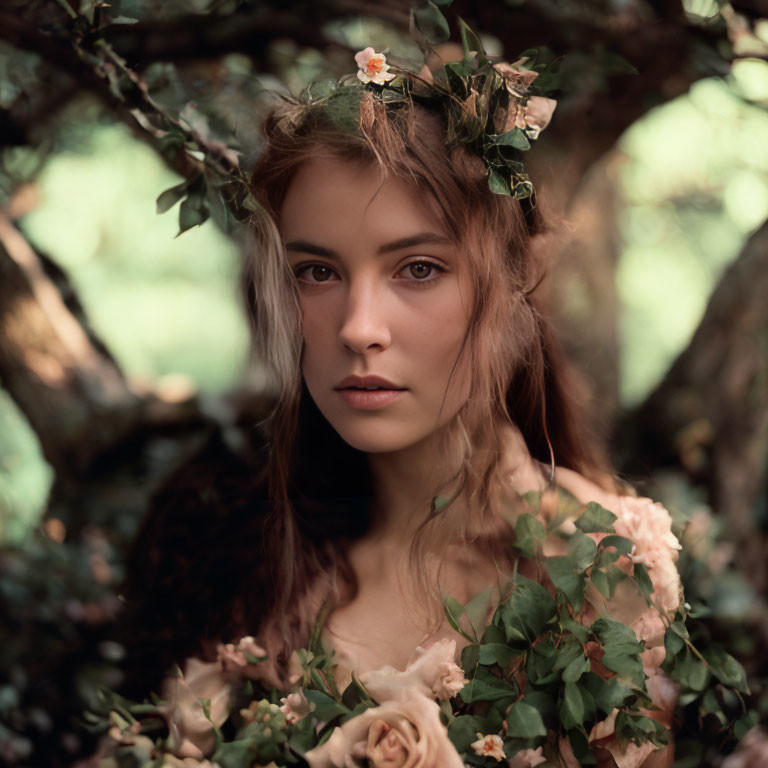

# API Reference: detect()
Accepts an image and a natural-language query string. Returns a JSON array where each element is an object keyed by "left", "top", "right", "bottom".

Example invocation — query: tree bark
[
  {"left": 0, "top": 211, "right": 141, "bottom": 477},
  {"left": 616, "top": 220, "right": 768, "bottom": 583}
]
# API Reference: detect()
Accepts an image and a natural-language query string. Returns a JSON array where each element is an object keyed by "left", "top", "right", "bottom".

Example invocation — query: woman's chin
[{"left": 332, "top": 424, "right": 426, "bottom": 455}]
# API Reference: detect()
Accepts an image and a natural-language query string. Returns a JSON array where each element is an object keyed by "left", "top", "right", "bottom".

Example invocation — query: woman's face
[{"left": 280, "top": 156, "right": 474, "bottom": 454}]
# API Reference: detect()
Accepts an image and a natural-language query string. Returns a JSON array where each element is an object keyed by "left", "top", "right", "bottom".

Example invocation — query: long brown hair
[{"left": 240, "top": 88, "right": 610, "bottom": 683}]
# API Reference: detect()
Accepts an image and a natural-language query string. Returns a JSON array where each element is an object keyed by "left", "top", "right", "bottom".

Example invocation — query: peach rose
[
  {"left": 216, "top": 635, "right": 266, "bottom": 678},
  {"left": 279, "top": 690, "right": 312, "bottom": 725},
  {"left": 304, "top": 690, "right": 463, "bottom": 768},
  {"left": 160, "top": 658, "right": 232, "bottom": 759},
  {"left": 508, "top": 746, "right": 547, "bottom": 767},
  {"left": 360, "top": 639, "right": 467, "bottom": 703},
  {"left": 614, "top": 496, "right": 682, "bottom": 616}
]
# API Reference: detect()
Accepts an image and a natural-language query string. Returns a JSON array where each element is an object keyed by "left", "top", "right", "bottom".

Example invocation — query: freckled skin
[{"left": 280, "top": 157, "right": 474, "bottom": 455}]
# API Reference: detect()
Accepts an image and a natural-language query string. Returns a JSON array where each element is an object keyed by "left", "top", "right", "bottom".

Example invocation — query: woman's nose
[{"left": 337, "top": 279, "right": 391, "bottom": 354}]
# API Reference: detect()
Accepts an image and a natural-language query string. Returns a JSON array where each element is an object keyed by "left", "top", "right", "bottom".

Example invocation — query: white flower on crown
[
  {"left": 355, "top": 47, "right": 396, "bottom": 85},
  {"left": 471, "top": 733, "right": 505, "bottom": 761}
]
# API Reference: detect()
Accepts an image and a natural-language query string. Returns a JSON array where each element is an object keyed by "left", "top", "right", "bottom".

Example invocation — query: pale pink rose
[
  {"left": 721, "top": 726, "right": 768, "bottom": 768},
  {"left": 160, "top": 658, "right": 232, "bottom": 759},
  {"left": 508, "top": 746, "right": 547, "bottom": 767},
  {"left": 360, "top": 639, "right": 467, "bottom": 702},
  {"left": 216, "top": 635, "right": 266, "bottom": 678},
  {"left": 523, "top": 96, "right": 557, "bottom": 139},
  {"left": 470, "top": 733, "right": 505, "bottom": 761},
  {"left": 612, "top": 496, "right": 682, "bottom": 615},
  {"left": 161, "top": 756, "right": 220, "bottom": 768},
  {"left": 354, "top": 48, "right": 396, "bottom": 85},
  {"left": 279, "top": 691, "right": 312, "bottom": 725},
  {"left": 287, "top": 650, "right": 304, "bottom": 685},
  {"left": 304, "top": 690, "right": 464, "bottom": 768}
]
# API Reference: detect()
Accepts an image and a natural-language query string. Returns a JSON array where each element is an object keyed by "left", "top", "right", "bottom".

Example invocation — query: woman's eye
[
  {"left": 400, "top": 261, "right": 444, "bottom": 282},
  {"left": 295, "top": 265, "right": 335, "bottom": 283}
]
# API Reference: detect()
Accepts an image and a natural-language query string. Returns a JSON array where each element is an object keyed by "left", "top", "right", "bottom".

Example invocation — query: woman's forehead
[{"left": 279, "top": 156, "right": 452, "bottom": 247}]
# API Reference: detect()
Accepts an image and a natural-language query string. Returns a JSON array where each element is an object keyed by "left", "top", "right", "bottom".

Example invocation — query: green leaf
[
  {"left": 414, "top": 1, "right": 450, "bottom": 43},
  {"left": 448, "top": 715, "right": 486, "bottom": 752},
  {"left": 156, "top": 179, "right": 190, "bottom": 214},
  {"left": 514, "top": 513, "right": 546, "bottom": 557},
  {"left": 576, "top": 502, "right": 618, "bottom": 533},
  {"left": 591, "top": 565, "right": 627, "bottom": 599},
  {"left": 303, "top": 690, "right": 348, "bottom": 722},
  {"left": 664, "top": 625, "right": 685, "bottom": 658},
  {"left": 461, "top": 643, "right": 480, "bottom": 675},
  {"left": 488, "top": 168, "right": 510, "bottom": 195},
  {"left": 633, "top": 562, "right": 654, "bottom": 604},
  {"left": 672, "top": 648, "right": 710, "bottom": 692},
  {"left": 559, "top": 682, "right": 585, "bottom": 730},
  {"left": 177, "top": 190, "right": 209, "bottom": 235},
  {"left": 591, "top": 617, "right": 645, "bottom": 688},
  {"left": 458, "top": 17, "right": 484, "bottom": 58},
  {"left": 597, "top": 535, "right": 634, "bottom": 556},
  {"left": 493, "top": 129, "right": 530, "bottom": 150},
  {"left": 478, "top": 643, "right": 519, "bottom": 668},
  {"left": 506, "top": 701, "right": 547, "bottom": 738},
  {"left": 497, "top": 575, "right": 557, "bottom": 643},
  {"left": 481, "top": 624, "right": 506, "bottom": 645},
  {"left": 596, "top": 676, "right": 634, "bottom": 715},
  {"left": 465, "top": 587, "right": 493, "bottom": 639},
  {"left": 443, "top": 595, "right": 474, "bottom": 642},
  {"left": 702, "top": 647, "right": 750, "bottom": 694},
  {"left": 568, "top": 728, "right": 596, "bottom": 765},
  {"left": 562, "top": 653, "right": 591, "bottom": 683},
  {"left": 568, "top": 531, "right": 597, "bottom": 571},
  {"left": 545, "top": 557, "right": 586, "bottom": 611},
  {"left": 460, "top": 668, "right": 518, "bottom": 704}
]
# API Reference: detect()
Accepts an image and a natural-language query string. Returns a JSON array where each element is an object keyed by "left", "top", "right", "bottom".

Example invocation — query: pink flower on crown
[{"left": 355, "top": 47, "right": 396, "bottom": 85}]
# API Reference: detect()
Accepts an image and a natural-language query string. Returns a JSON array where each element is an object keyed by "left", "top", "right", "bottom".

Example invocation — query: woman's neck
[{"left": 364, "top": 426, "right": 464, "bottom": 544}]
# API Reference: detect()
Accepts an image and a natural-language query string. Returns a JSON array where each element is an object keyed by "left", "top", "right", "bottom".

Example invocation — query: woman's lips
[{"left": 336, "top": 388, "right": 406, "bottom": 410}]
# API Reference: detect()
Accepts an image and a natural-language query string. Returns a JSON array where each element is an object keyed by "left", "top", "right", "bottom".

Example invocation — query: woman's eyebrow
[
  {"left": 377, "top": 232, "right": 453, "bottom": 253},
  {"left": 284, "top": 232, "right": 453, "bottom": 258}
]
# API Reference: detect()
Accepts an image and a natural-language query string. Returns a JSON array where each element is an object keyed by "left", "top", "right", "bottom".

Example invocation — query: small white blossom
[{"left": 354, "top": 47, "right": 396, "bottom": 85}]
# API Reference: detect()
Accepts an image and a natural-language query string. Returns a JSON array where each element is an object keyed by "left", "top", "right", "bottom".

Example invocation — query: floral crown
[{"left": 340, "top": 21, "right": 558, "bottom": 200}]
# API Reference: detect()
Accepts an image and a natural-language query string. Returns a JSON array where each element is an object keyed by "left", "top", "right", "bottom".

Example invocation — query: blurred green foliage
[{"left": 618, "top": 60, "right": 768, "bottom": 405}]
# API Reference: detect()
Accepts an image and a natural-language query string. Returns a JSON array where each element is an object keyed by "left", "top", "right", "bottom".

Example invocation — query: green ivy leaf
[
  {"left": 506, "top": 701, "right": 547, "bottom": 738},
  {"left": 478, "top": 643, "right": 519, "bottom": 668},
  {"left": 493, "top": 128, "right": 531, "bottom": 150},
  {"left": 597, "top": 535, "right": 635, "bottom": 556},
  {"left": 460, "top": 668, "right": 518, "bottom": 704},
  {"left": 448, "top": 715, "right": 487, "bottom": 752},
  {"left": 633, "top": 562, "right": 654, "bottom": 604},
  {"left": 545, "top": 557, "right": 586, "bottom": 611},
  {"left": 596, "top": 676, "right": 634, "bottom": 715},
  {"left": 414, "top": 1, "right": 450, "bottom": 43},
  {"left": 568, "top": 531, "right": 597, "bottom": 572},
  {"left": 561, "top": 653, "right": 591, "bottom": 683},
  {"left": 443, "top": 595, "right": 475, "bottom": 642},
  {"left": 497, "top": 575, "right": 557, "bottom": 643},
  {"left": 576, "top": 502, "right": 618, "bottom": 533},
  {"left": 559, "top": 682, "right": 585, "bottom": 731},
  {"left": 568, "top": 728, "right": 597, "bottom": 765},
  {"left": 591, "top": 617, "right": 645, "bottom": 687},
  {"left": 177, "top": 189, "right": 209, "bottom": 235},
  {"left": 488, "top": 168, "right": 510, "bottom": 195},
  {"left": 156, "top": 179, "right": 191, "bottom": 214},
  {"left": 514, "top": 513, "right": 546, "bottom": 557},
  {"left": 303, "top": 690, "right": 348, "bottom": 723},
  {"left": 458, "top": 17, "right": 484, "bottom": 59},
  {"left": 702, "top": 647, "right": 750, "bottom": 694}
]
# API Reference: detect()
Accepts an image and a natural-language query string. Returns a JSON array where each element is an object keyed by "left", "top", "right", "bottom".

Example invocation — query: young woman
[{"left": 122, "top": 50, "right": 681, "bottom": 768}]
